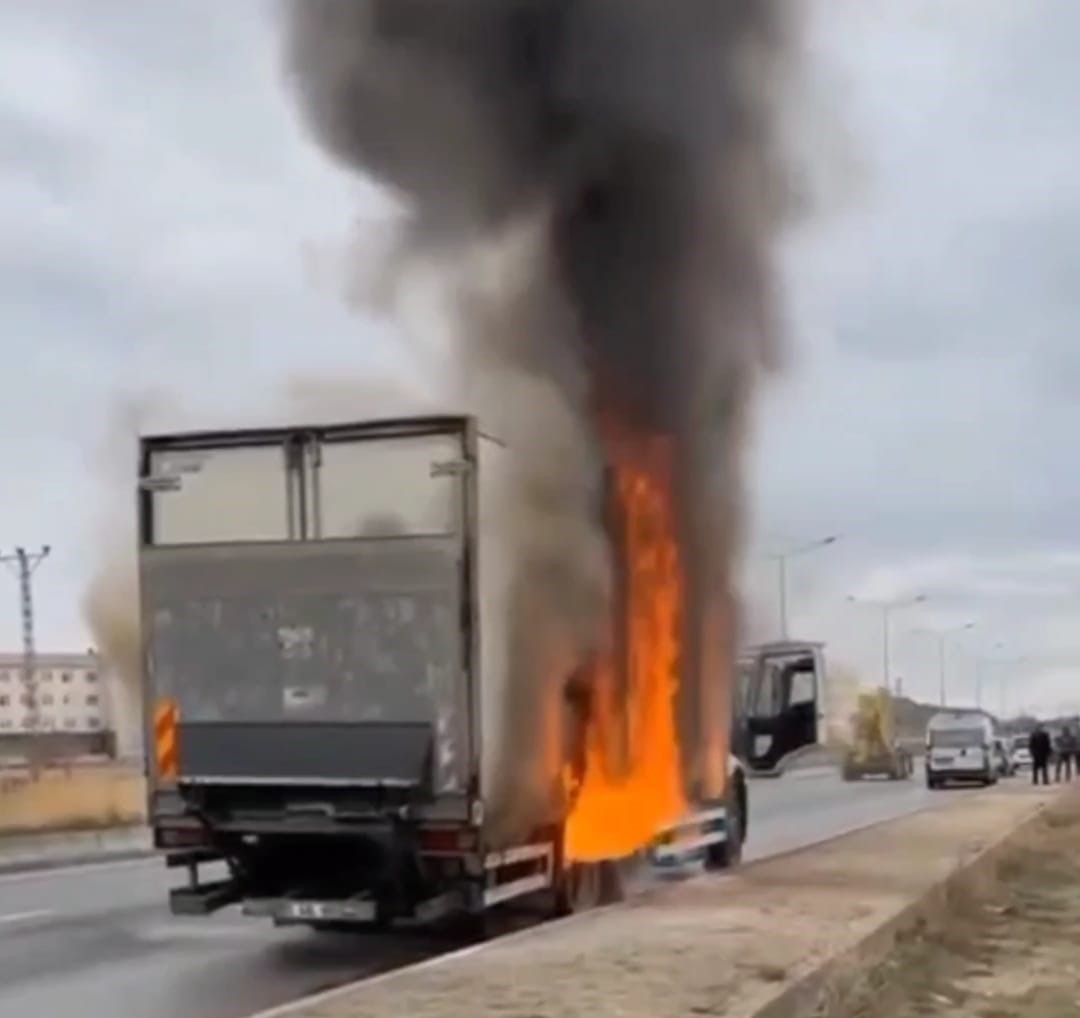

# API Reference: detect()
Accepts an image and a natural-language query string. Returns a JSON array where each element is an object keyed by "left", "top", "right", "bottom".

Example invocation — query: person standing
[
  {"left": 1057, "top": 725, "right": 1076, "bottom": 782},
  {"left": 1030, "top": 724, "right": 1051, "bottom": 785}
]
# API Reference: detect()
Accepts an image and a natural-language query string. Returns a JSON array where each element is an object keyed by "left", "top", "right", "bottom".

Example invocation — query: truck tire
[
  {"left": 553, "top": 860, "right": 623, "bottom": 916},
  {"left": 704, "top": 774, "right": 746, "bottom": 871}
]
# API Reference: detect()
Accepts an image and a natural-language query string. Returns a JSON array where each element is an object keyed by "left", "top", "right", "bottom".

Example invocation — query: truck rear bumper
[
  {"left": 242, "top": 889, "right": 468, "bottom": 927},
  {"left": 157, "top": 819, "right": 558, "bottom": 925}
]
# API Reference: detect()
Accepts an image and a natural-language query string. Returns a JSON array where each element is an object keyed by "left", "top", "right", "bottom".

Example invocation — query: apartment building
[{"left": 0, "top": 651, "right": 110, "bottom": 736}]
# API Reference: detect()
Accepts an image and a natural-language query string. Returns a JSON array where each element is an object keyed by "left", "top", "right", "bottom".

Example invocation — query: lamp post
[
  {"left": 910, "top": 622, "right": 976, "bottom": 707},
  {"left": 767, "top": 535, "right": 839, "bottom": 639},
  {"left": 847, "top": 593, "right": 927, "bottom": 690},
  {"left": 974, "top": 642, "right": 1006, "bottom": 710},
  {"left": 975, "top": 646, "right": 1026, "bottom": 717}
]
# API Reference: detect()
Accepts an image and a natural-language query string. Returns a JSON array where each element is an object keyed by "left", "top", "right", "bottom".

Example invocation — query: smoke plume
[{"left": 283, "top": 0, "right": 802, "bottom": 840}]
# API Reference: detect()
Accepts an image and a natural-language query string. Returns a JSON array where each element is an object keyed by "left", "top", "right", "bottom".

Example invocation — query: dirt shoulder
[{"left": 827, "top": 789, "right": 1080, "bottom": 1018}]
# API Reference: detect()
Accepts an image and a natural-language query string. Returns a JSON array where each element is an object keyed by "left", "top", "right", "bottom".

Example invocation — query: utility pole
[
  {"left": 1, "top": 546, "right": 50, "bottom": 776},
  {"left": 766, "top": 535, "right": 839, "bottom": 639},
  {"left": 847, "top": 593, "right": 927, "bottom": 690}
]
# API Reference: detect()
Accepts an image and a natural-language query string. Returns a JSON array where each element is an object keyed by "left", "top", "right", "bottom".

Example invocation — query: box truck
[{"left": 138, "top": 416, "right": 821, "bottom": 928}]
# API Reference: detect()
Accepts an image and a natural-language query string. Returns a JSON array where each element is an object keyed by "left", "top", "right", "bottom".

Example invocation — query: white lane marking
[
  {"left": 0, "top": 909, "right": 53, "bottom": 925},
  {"left": 0, "top": 856, "right": 156, "bottom": 886}
]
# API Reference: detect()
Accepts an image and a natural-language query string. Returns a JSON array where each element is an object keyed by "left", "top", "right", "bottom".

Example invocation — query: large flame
[{"left": 563, "top": 434, "right": 687, "bottom": 862}]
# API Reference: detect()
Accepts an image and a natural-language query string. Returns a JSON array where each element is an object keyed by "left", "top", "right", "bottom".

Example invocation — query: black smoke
[{"left": 284, "top": 0, "right": 800, "bottom": 835}]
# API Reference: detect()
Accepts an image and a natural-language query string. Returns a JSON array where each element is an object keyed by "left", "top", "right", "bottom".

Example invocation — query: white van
[{"left": 925, "top": 712, "right": 997, "bottom": 788}]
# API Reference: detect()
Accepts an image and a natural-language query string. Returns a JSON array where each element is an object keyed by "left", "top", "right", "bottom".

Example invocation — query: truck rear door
[{"left": 139, "top": 418, "right": 475, "bottom": 801}]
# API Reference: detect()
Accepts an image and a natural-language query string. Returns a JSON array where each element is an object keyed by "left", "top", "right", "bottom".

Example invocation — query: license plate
[{"left": 283, "top": 901, "right": 327, "bottom": 920}]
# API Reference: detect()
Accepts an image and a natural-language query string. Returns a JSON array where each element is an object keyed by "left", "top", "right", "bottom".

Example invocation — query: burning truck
[
  {"left": 141, "top": 417, "right": 820, "bottom": 926},
  {"left": 136, "top": 0, "right": 814, "bottom": 927}
]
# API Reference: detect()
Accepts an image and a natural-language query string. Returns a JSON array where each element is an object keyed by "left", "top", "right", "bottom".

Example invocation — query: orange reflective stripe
[{"left": 154, "top": 699, "right": 179, "bottom": 778}]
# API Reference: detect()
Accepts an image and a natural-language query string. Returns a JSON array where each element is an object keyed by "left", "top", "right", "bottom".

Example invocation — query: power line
[{"left": 0, "top": 546, "right": 50, "bottom": 749}]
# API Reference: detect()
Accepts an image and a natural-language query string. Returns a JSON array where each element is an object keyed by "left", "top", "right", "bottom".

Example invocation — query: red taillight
[
  {"left": 418, "top": 827, "right": 477, "bottom": 854},
  {"left": 155, "top": 825, "right": 206, "bottom": 849}
]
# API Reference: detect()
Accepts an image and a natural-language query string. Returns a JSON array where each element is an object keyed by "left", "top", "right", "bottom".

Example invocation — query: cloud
[
  {"left": 1, "top": 0, "right": 1078, "bottom": 716},
  {"left": 742, "top": 0, "right": 1080, "bottom": 713}
]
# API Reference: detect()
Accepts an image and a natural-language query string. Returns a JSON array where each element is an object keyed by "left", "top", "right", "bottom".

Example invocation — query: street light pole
[
  {"left": 976, "top": 648, "right": 1025, "bottom": 717},
  {"left": 848, "top": 593, "right": 927, "bottom": 690},
  {"left": 974, "top": 642, "right": 1005, "bottom": 711},
  {"left": 778, "top": 555, "right": 788, "bottom": 640},
  {"left": 882, "top": 606, "right": 891, "bottom": 693},
  {"left": 910, "top": 623, "right": 976, "bottom": 707},
  {"left": 768, "top": 535, "right": 838, "bottom": 640}
]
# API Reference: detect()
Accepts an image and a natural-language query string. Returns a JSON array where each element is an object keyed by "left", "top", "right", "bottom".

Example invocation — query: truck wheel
[
  {"left": 704, "top": 776, "right": 746, "bottom": 871},
  {"left": 554, "top": 860, "right": 621, "bottom": 916}
]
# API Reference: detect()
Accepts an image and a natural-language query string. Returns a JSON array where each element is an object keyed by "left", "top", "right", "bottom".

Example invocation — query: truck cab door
[{"left": 735, "top": 643, "right": 825, "bottom": 774}]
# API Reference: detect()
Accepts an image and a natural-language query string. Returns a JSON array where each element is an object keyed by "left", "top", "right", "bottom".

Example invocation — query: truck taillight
[
  {"left": 418, "top": 828, "right": 478, "bottom": 854},
  {"left": 155, "top": 825, "right": 207, "bottom": 849}
]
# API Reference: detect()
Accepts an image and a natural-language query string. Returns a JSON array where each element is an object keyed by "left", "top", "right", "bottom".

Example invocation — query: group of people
[{"left": 1027, "top": 723, "right": 1080, "bottom": 784}]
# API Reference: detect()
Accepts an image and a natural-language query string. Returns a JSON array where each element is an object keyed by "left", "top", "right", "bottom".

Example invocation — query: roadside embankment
[
  {"left": 821, "top": 787, "right": 1080, "bottom": 1018},
  {"left": 254, "top": 784, "right": 1057, "bottom": 1018},
  {"left": 0, "top": 766, "right": 149, "bottom": 873},
  {"left": 0, "top": 765, "right": 145, "bottom": 836}
]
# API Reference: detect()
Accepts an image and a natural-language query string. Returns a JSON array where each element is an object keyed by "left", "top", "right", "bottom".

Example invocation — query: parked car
[{"left": 1010, "top": 734, "right": 1032, "bottom": 771}]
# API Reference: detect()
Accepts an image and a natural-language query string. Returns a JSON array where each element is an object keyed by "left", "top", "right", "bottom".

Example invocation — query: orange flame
[{"left": 563, "top": 435, "right": 687, "bottom": 861}]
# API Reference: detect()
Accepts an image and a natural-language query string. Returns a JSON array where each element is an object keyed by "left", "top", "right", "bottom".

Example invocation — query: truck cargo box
[{"left": 139, "top": 416, "right": 526, "bottom": 824}]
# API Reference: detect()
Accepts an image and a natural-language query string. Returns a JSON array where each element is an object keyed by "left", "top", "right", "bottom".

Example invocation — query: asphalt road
[{"left": 0, "top": 765, "right": 983, "bottom": 1018}]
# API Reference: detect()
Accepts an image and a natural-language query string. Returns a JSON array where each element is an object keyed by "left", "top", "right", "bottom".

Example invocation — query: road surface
[{"left": 0, "top": 765, "right": 978, "bottom": 1018}]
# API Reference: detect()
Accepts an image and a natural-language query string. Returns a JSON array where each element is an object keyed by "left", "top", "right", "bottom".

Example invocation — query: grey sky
[{"left": 1, "top": 1, "right": 1078, "bottom": 714}]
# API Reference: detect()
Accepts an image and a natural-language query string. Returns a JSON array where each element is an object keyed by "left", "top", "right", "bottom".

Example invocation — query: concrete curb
[
  {"left": 744, "top": 789, "right": 1068, "bottom": 1018},
  {"left": 0, "top": 825, "right": 153, "bottom": 876}
]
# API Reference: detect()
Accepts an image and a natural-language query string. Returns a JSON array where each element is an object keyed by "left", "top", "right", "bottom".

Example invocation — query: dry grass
[
  {"left": 0, "top": 766, "right": 146, "bottom": 836},
  {"left": 826, "top": 794, "right": 1080, "bottom": 1018}
]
